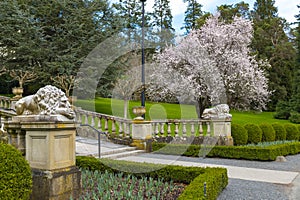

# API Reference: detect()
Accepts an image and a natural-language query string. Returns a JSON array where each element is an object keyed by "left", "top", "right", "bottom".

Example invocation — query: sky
[{"left": 111, "top": 0, "right": 299, "bottom": 34}]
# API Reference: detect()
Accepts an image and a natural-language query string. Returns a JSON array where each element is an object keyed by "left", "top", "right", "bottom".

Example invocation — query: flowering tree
[{"left": 149, "top": 14, "right": 270, "bottom": 118}]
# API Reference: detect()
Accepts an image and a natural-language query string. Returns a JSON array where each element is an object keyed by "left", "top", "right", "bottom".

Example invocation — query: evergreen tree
[
  {"left": 182, "top": 0, "right": 204, "bottom": 34},
  {"left": 0, "top": 0, "right": 119, "bottom": 95},
  {"left": 251, "top": 0, "right": 297, "bottom": 110},
  {"left": 151, "top": 0, "right": 175, "bottom": 50},
  {"left": 217, "top": 1, "right": 250, "bottom": 22}
]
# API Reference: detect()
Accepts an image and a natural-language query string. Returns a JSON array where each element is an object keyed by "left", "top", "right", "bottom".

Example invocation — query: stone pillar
[
  {"left": 211, "top": 120, "right": 233, "bottom": 146},
  {"left": 5, "top": 115, "right": 81, "bottom": 200},
  {"left": 131, "top": 120, "right": 152, "bottom": 150}
]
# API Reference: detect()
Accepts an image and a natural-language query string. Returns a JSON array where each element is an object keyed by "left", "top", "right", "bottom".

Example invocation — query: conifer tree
[
  {"left": 151, "top": 0, "right": 175, "bottom": 50},
  {"left": 251, "top": 0, "right": 296, "bottom": 110},
  {"left": 182, "top": 0, "right": 203, "bottom": 34}
]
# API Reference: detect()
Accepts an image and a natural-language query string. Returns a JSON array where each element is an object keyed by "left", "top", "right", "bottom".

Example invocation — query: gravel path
[
  {"left": 137, "top": 153, "right": 300, "bottom": 199},
  {"left": 218, "top": 179, "right": 290, "bottom": 200}
]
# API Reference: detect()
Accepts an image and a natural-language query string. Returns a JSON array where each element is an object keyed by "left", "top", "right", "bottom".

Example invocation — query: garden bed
[{"left": 76, "top": 156, "right": 228, "bottom": 200}]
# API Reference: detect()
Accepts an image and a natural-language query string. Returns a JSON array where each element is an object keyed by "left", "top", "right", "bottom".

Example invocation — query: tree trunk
[{"left": 195, "top": 97, "right": 209, "bottom": 119}]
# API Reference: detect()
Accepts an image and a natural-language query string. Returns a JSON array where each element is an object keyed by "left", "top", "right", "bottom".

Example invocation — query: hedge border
[
  {"left": 152, "top": 142, "right": 300, "bottom": 161},
  {"left": 76, "top": 156, "right": 228, "bottom": 200}
]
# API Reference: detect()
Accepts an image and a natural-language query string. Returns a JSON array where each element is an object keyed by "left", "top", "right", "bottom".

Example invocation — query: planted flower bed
[
  {"left": 78, "top": 170, "right": 186, "bottom": 199},
  {"left": 76, "top": 156, "right": 228, "bottom": 200}
]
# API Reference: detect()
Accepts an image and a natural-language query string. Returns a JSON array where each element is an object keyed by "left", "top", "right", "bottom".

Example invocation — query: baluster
[
  {"left": 84, "top": 113, "right": 89, "bottom": 125},
  {"left": 167, "top": 123, "right": 172, "bottom": 136},
  {"left": 104, "top": 118, "right": 109, "bottom": 131},
  {"left": 91, "top": 115, "right": 95, "bottom": 127},
  {"left": 97, "top": 117, "right": 102, "bottom": 131},
  {"left": 199, "top": 122, "right": 204, "bottom": 136},
  {"left": 118, "top": 120, "right": 123, "bottom": 134},
  {"left": 0, "top": 100, "right": 3, "bottom": 108},
  {"left": 124, "top": 122, "right": 130, "bottom": 137},
  {"left": 206, "top": 122, "right": 211, "bottom": 136},
  {"left": 155, "top": 123, "right": 159, "bottom": 137},
  {"left": 191, "top": 122, "right": 195, "bottom": 136},
  {"left": 111, "top": 119, "right": 116, "bottom": 133},
  {"left": 76, "top": 112, "right": 82, "bottom": 124},
  {"left": 160, "top": 123, "right": 165, "bottom": 136},
  {"left": 174, "top": 122, "right": 179, "bottom": 136},
  {"left": 182, "top": 122, "right": 187, "bottom": 137}
]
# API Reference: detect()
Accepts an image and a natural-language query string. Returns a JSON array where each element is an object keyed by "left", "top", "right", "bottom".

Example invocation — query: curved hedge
[
  {"left": 0, "top": 143, "right": 32, "bottom": 199},
  {"left": 272, "top": 123, "right": 286, "bottom": 141},
  {"left": 244, "top": 124, "right": 262, "bottom": 144},
  {"left": 231, "top": 124, "right": 248, "bottom": 146},
  {"left": 259, "top": 123, "right": 276, "bottom": 142},
  {"left": 285, "top": 124, "right": 299, "bottom": 141}
]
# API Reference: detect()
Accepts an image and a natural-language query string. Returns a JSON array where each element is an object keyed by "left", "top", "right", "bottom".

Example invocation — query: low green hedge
[
  {"left": 76, "top": 156, "right": 228, "bottom": 200},
  {"left": 152, "top": 142, "right": 300, "bottom": 161}
]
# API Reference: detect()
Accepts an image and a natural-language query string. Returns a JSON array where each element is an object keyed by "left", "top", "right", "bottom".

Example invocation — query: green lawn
[{"left": 75, "top": 97, "right": 292, "bottom": 125}]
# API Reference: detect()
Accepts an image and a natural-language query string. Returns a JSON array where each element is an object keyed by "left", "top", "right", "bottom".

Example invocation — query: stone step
[
  {"left": 100, "top": 146, "right": 138, "bottom": 156},
  {"left": 101, "top": 149, "right": 145, "bottom": 159}
]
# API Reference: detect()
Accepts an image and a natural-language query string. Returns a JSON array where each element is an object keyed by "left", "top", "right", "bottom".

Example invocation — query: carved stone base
[{"left": 31, "top": 166, "right": 81, "bottom": 200}]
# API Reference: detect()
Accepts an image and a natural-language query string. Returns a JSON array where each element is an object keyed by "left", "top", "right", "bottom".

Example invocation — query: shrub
[
  {"left": 231, "top": 124, "right": 248, "bottom": 146},
  {"left": 289, "top": 112, "right": 300, "bottom": 124},
  {"left": 272, "top": 123, "right": 286, "bottom": 141},
  {"left": 244, "top": 124, "right": 262, "bottom": 144},
  {"left": 284, "top": 124, "right": 299, "bottom": 141},
  {"left": 274, "top": 101, "right": 291, "bottom": 119},
  {"left": 0, "top": 143, "right": 32, "bottom": 199},
  {"left": 259, "top": 123, "right": 276, "bottom": 142}
]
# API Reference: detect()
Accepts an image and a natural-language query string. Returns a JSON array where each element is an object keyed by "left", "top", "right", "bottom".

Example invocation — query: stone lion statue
[
  {"left": 15, "top": 85, "right": 75, "bottom": 119},
  {"left": 201, "top": 104, "right": 232, "bottom": 120}
]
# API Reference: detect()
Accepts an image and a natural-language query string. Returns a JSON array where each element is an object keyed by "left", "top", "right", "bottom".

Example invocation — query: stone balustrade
[
  {"left": 0, "top": 96, "right": 10, "bottom": 109},
  {"left": 0, "top": 96, "right": 231, "bottom": 141},
  {"left": 74, "top": 108, "right": 230, "bottom": 139}
]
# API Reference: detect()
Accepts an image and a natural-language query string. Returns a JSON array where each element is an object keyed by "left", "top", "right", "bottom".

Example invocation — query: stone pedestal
[
  {"left": 131, "top": 120, "right": 152, "bottom": 150},
  {"left": 4, "top": 115, "right": 81, "bottom": 200},
  {"left": 211, "top": 120, "right": 231, "bottom": 137},
  {"left": 211, "top": 120, "right": 233, "bottom": 146}
]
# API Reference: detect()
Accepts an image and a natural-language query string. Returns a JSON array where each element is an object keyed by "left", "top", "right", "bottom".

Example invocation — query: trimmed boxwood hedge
[
  {"left": 0, "top": 143, "right": 32, "bottom": 199},
  {"left": 231, "top": 124, "right": 248, "bottom": 145},
  {"left": 244, "top": 124, "right": 262, "bottom": 144},
  {"left": 272, "top": 123, "right": 286, "bottom": 141},
  {"left": 76, "top": 156, "right": 228, "bottom": 200},
  {"left": 285, "top": 124, "right": 299, "bottom": 141},
  {"left": 259, "top": 123, "right": 276, "bottom": 142},
  {"left": 152, "top": 142, "right": 300, "bottom": 161}
]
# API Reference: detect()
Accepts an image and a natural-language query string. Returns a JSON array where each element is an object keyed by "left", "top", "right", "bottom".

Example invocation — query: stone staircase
[{"left": 76, "top": 125, "right": 145, "bottom": 159}]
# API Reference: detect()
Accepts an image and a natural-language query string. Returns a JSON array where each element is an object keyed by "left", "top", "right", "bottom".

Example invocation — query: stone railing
[
  {"left": 74, "top": 108, "right": 231, "bottom": 138},
  {"left": 0, "top": 96, "right": 231, "bottom": 140},
  {"left": 0, "top": 96, "right": 11, "bottom": 109},
  {"left": 75, "top": 108, "right": 132, "bottom": 138}
]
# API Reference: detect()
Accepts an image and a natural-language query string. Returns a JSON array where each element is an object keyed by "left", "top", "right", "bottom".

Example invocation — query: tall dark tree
[
  {"left": 251, "top": 0, "right": 297, "bottom": 110},
  {"left": 151, "top": 0, "right": 175, "bottom": 50},
  {"left": 296, "top": 5, "right": 300, "bottom": 66},
  {"left": 182, "top": 0, "right": 203, "bottom": 34},
  {"left": 0, "top": 0, "right": 120, "bottom": 96},
  {"left": 217, "top": 1, "right": 250, "bottom": 22}
]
